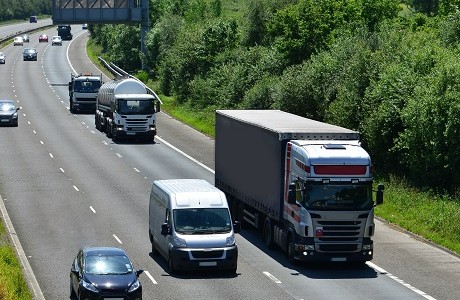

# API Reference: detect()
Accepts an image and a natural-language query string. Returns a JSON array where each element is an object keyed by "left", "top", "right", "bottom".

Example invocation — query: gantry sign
[
  {"left": 52, "top": 0, "right": 146, "bottom": 24},
  {"left": 52, "top": 0, "right": 149, "bottom": 68}
]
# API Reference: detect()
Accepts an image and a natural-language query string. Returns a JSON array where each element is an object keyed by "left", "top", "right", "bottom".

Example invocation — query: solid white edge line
[
  {"left": 155, "top": 136, "right": 215, "bottom": 174},
  {"left": 366, "top": 262, "right": 437, "bottom": 300},
  {"left": 0, "top": 194, "right": 45, "bottom": 299},
  {"left": 144, "top": 270, "right": 158, "bottom": 285}
]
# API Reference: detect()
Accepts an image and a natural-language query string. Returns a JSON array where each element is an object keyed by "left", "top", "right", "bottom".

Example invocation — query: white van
[{"left": 149, "top": 179, "right": 240, "bottom": 274}]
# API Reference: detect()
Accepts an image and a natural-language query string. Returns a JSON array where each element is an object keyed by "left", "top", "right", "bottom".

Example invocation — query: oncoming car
[
  {"left": 0, "top": 52, "right": 5, "bottom": 64},
  {"left": 70, "top": 247, "right": 143, "bottom": 300},
  {"left": 51, "top": 36, "right": 62, "bottom": 46},
  {"left": 13, "top": 36, "right": 23, "bottom": 46},
  {"left": 0, "top": 100, "right": 20, "bottom": 127},
  {"left": 23, "top": 48, "right": 38, "bottom": 61}
]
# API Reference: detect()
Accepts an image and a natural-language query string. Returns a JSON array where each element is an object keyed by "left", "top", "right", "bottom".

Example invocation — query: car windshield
[
  {"left": 173, "top": 208, "right": 232, "bottom": 234},
  {"left": 117, "top": 99, "right": 155, "bottom": 115},
  {"left": 24, "top": 49, "right": 36, "bottom": 54},
  {"left": 0, "top": 102, "right": 15, "bottom": 111},
  {"left": 298, "top": 182, "right": 373, "bottom": 211},
  {"left": 84, "top": 254, "right": 133, "bottom": 275}
]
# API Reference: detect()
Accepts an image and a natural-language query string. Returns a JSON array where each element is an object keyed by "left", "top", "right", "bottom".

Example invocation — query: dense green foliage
[
  {"left": 90, "top": 0, "right": 460, "bottom": 195},
  {"left": 0, "top": 0, "right": 50, "bottom": 21}
]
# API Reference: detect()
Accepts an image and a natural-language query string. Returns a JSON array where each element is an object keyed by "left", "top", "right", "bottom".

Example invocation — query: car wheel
[
  {"left": 70, "top": 278, "right": 76, "bottom": 297},
  {"left": 13, "top": 121, "right": 18, "bottom": 127}
]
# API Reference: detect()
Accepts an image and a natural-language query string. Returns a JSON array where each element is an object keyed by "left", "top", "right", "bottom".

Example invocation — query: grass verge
[{"left": 0, "top": 219, "right": 32, "bottom": 300}]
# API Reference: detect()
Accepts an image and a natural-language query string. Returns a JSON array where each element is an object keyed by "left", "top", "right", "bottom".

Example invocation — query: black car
[
  {"left": 0, "top": 100, "right": 20, "bottom": 127},
  {"left": 23, "top": 48, "right": 38, "bottom": 61},
  {"left": 70, "top": 247, "right": 143, "bottom": 300}
]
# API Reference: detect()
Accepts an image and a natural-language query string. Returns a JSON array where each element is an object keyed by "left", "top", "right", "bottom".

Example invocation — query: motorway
[{"left": 0, "top": 22, "right": 459, "bottom": 300}]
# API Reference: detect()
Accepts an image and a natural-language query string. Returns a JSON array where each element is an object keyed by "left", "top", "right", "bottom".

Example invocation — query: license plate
[
  {"left": 331, "top": 257, "right": 347, "bottom": 262},
  {"left": 126, "top": 132, "right": 136, "bottom": 135},
  {"left": 1, "top": 119, "right": 10, "bottom": 122},
  {"left": 199, "top": 261, "right": 217, "bottom": 267},
  {"left": 103, "top": 298, "right": 123, "bottom": 300}
]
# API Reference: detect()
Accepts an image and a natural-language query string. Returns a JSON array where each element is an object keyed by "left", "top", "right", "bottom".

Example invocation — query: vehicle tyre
[
  {"left": 237, "top": 202, "right": 247, "bottom": 229},
  {"left": 70, "top": 278, "right": 75, "bottom": 297},
  {"left": 263, "top": 219, "right": 274, "bottom": 249},
  {"left": 69, "top": 100, "right": 75, "bottom": 113},
  {"left": 106, "top": 119, "right": 112, "bottom": 138},
  {"left": 287, "top": 235, "right": 297, "bottom": 265},
  {"left": 168, "top": 252, "right": 177, "bottom": 274},
  {"left": 151, "top": 241, "right": 159, "bottom": 256}
]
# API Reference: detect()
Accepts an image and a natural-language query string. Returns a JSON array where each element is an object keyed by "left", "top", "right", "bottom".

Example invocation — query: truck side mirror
[
  {"left": 287, "top": 183, "right": 296, "bottom": 204},
  {"left": 233, "top": 221, "right": 241, "bottom": 234},
  {"left": 161, "top": 223, "right": 171, "bottom": 236},
  {"left": 68, "top": 82, "right": 72, "bottom": 91},
  {"left": 155, "top": 101, "right": 161, "bottom": 113},
  {"left": 375, "top": 183, "right": 384, "bottom": 206}
]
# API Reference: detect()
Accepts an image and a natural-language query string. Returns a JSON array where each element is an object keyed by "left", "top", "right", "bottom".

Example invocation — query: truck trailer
[
  {"left": 68, "top": 73, "right": 103, "bottom": 113},
  {"left": 95, "top": 77, "right": 160, "bottom": 142},
  {"left": 215, "top": 110, "right": 383, "bottom": 265},
  {"left": 57, "top": 25, "right": 72, "bottom": 40}
]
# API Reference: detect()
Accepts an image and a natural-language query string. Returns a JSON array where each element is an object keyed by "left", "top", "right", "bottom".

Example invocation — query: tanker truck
[
  {"left": 215, "top": 110, "right": 384, "bottom": 265},
  {"left": 95, "top": 77, "right": 160, "bottom": 142}
]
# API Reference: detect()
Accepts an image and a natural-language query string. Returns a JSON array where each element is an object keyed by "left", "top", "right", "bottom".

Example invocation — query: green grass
[
  {"left": 375, "top": 176, "right": 460, "bottom": 254},
  {"left": 0, "top": 220, "right": 32, "bottom": 300}
]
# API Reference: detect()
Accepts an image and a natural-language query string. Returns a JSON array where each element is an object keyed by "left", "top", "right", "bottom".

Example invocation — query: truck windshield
[
  {"left": 117, "top": 99, "right": 155, "bottom": 115},
  {"left": 173, "top": 208, "right": 232, "bottom": 234},
  {"left": 74, "top": 80, "right": 101, "bottom": 93},
  {"left": 300, "top": 182, "right": 373, "bottom": 210}
]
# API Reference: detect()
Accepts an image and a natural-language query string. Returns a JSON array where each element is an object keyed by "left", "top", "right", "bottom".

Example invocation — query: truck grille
[
  {"left": 124, "top": 117, "right": 151, "bottom": 132},
  {"left": 314, "top": 219, "right": 364, "bottom": 253}
]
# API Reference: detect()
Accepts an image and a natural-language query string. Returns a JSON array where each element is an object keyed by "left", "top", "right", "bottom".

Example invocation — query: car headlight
[
  {"left": 128, "top": 279, "right": 141, "bottom": 292},
  {"left": 226, "top": 235, "right": 236, "bottom": 246},
  {"left": 82, "top": 280, "right": 99, "bottom": 293},
  {"left": 173, "top": 236, "right": 187, "bottom": 248}
]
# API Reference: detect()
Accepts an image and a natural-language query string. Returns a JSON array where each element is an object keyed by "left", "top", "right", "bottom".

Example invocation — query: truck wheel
[
  {"left": 263, "top": 219, "right": 274, "bottom": 249},
  {"left": 106, "top": 120, "right": 112, "bottom": 138},
  {"left": 287, "top": 235, "right": 298, "bottom": 265}
]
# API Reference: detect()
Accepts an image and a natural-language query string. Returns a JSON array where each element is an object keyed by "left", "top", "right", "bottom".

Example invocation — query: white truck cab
[{"left": 149, "top": 179, "right": 240, "bottom": 274}]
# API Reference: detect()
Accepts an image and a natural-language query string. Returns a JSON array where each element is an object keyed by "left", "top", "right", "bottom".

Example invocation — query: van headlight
[
  {"left": 173, "top": 236, "right": 187, "bottom": 248},
  {"left": 226, "top": 235, "right": 235, "bottom": 246}
]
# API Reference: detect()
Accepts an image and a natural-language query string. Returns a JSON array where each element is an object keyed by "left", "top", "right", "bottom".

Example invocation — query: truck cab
[{"left": 68, "top": 73, "right": 102, "bottom": 113}]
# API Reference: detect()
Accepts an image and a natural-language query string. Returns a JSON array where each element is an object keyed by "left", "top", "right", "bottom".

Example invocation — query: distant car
[
  {"left": 70, "top": 247, "right": 143, "bottom": 299},
  {"left": 23, "top": 48, "right": 38, "bottom": 61},
  {"left": 82, "top": 23, "right": 88, "bottom": 29},
  {"left": 0, "top": 52, "right": 5, "bottom": 64},
  {"left": 0, "top": 100, "right": 20, "bottom": 127},
  {"left": 51, "top": 36, "right": 62, "bottom": 46},
  {"left": 38, "top": 34, "right": 48, "bottom": 43},
  {"left": 29, "top": 15, "right": 37, "bottom": 23},
  {"left": 13, "top": 36, "right": 23, "bottom": 46},
  {"left": 21, "top": 34, "right": 29, "bottom": 43}
]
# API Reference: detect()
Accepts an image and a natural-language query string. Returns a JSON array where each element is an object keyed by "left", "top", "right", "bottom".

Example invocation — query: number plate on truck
[
  {"left": 199, "top": 261, "right": 217, "bottom": 267},
  {"left": 331, "top": 257, "right": 347, "bottom": 262}
]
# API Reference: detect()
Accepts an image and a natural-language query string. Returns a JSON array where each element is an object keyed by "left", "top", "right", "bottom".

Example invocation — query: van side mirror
[
  {"left": 161, "top": 223, "right": 171, "bottom": 236},
  {"left": 287, "top": 183, "right": 296, "bottom": 204},
  {"left": 68, "top": 82, "right": 72, "bottom": 91},
  {"left": 375, "top": 183, "right": 384, "bottom": 206},
  {"left": 233, "top": 221, "right": 241, "bottom": 234}
]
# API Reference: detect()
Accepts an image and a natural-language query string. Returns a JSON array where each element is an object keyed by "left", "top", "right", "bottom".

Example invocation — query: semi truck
[
  {"left": 57, "top": 25, "right": 72, "bottom": 40},
  {"left": 68, "top": 73, "right": 103, "bottom": 113},
  {"left": 95, "top": 77, "right": 160, "bottom": 142},
  {"left": 215, "top": 110, "right": 384, "bottom": 265}
]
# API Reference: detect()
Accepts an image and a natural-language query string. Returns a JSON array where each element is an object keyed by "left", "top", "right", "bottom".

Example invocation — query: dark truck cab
[{"left": 57, "top": 25, "right": 72, "bottom": 40}]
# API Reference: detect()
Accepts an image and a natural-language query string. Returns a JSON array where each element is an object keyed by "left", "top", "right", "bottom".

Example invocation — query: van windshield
[{"left": 173, "top": 208, "right": 232, "bottom": 234}]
